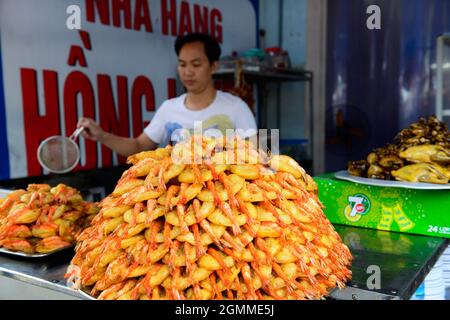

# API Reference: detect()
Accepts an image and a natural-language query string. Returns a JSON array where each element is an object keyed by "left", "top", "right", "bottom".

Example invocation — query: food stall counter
[{"left": 0, "top": 225, "right": 447, "bottom": 300}]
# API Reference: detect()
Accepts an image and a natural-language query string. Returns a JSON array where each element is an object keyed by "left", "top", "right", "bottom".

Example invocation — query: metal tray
[
  {"left": 1, "top": 189, "right": 76, "bottom": 258},
  {"left": 0, "top": 188, "right": 13, "bottom": 198},
  {"left": 0, "top": 245, "right": 74, "bottom": 258},
  {"left": 335, "top": 170, "right": 450, "bottom": 190},
  {"left": 74, "top": 289, "right": 96, "bottom": 300}
]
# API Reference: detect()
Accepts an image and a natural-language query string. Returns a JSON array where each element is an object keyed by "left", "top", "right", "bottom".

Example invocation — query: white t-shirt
[{"left": 144, "top": 90, "right": 257, "bottom": 146}]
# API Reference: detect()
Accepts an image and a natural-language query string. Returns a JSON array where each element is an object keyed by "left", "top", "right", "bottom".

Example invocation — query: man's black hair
[{"left": 175, "top": 33, "right": 221, "bottom": 64}]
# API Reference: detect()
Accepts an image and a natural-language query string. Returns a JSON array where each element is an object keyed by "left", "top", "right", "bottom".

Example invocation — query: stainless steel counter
[
  {"left": 0, "top": 225, "right": 448, "bottom": 300},
  {"left": 0, "top": 248, "right": 86, "bottom": 299},
  {"left": 330, "top": 225, "right": 449, "bottom": 300}
]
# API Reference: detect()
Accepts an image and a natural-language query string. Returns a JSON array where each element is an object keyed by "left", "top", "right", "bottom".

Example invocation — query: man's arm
[
  {"left": 100, "top": 132, "right": 158, "bottom": 156},
  {"left": 77, "top": 118, "right": 158, "bottom": 157}
]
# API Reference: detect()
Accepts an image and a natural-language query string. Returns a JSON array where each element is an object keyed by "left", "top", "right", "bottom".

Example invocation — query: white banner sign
[{"left": 0, "top": 0, "right": 256, "bottom": 178}]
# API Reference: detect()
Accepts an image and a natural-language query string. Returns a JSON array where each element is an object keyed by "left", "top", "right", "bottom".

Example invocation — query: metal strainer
[{"left": 37, "top": 127, "right": 85, "bottom": 174}]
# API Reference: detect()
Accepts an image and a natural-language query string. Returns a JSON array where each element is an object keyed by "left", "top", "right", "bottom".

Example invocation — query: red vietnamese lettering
[
  {"left": 132, "top": 76, "right": 155, "bottom": 137},
  {"left": 179, "top": 1, "right": 193, "bottom": 35},
  {"left": 112, "top": 0, "right": 132, "bottom": 29},
  {"left": 21, "top": 69, "right": 61, "bottom": 176},
  {"left": 210, "top": 9, "right": 223, "bottom": 43},
  {"left": 161, "top": 0, "right": 177, "bottom": 36},
  {"left": 63, "top": 71, "right": 97, "bottom": 171},
  {"left": 67, "top": 31, "right": 91, "bottom": 67},
  {"left": 115, "top": 76, "right": 129, "bottom": 164},
  {"left": 79, "top": 30, "right": 92, "bottom": 50},
  {"left": 193, "top": 4, "right": 208, "bottom": 34},
  {"left": 144, "top": 78, "right": 175, "bottom": 128},
  {"left": 86, "top": 0, "right": 110, "bottom": 25},
  {"left": 67, "top": 45, "right": 88, "bottom": 67},
  {"left": 167, "top": 78, "right": 177, "bottom": 99},
  {"left": 134, "top": 0, "right": 153, "bottom": 32},
  {"left": 97, "top": 75, "right": 129, "bottom": 166}
]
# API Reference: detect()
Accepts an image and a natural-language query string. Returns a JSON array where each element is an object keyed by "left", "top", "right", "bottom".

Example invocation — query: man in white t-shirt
[{"left": 77, "top": 33, "right": 257, "bottom": 157}]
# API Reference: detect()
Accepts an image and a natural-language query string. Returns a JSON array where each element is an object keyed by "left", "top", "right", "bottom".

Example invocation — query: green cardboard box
[{"left": 314, "top": 174, "right": 450, "bottom": 239}]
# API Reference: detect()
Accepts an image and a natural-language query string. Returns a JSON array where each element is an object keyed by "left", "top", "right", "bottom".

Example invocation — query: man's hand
[
  {"left": 76, "top": 117, "right": 158, "bottom": 156},
  {"left": 77, "top": 118, "right": 107, "bottom": 142}
]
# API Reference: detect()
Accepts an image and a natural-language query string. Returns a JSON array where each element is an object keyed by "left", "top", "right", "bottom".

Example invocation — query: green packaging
[{"left": 314, "top": 174, "right": 450, "bottom": 239}]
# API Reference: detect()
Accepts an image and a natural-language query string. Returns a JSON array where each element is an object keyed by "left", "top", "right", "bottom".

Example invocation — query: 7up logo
[
  {"left": 344, "top": 194, "right": 371, "bottom": 222},
  {"left": 349, "top": 194, "right": 371, "bottom": 216}
]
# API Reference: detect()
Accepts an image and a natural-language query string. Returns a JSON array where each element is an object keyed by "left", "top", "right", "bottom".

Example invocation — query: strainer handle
[{"left": 70, "top": 127, "right": 85, "bottom": 141}]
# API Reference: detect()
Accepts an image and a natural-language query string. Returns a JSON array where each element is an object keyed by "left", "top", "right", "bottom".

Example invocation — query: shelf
[
  {"left": 214, "top": 67, "right": 312, "bottom": 83},
  {"left": 214, "top": 64, "right": 315, "bottom": 172},
  {"left": 279, "top": 139, "right": 309, "bottom": 146}
]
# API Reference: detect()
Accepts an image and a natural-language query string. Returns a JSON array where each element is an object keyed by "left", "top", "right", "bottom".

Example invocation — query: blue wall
[
  {"left": 249, "top": 0, "right": 260, "bottom": 47},
  {"left": 325, "top": 0, "right": 450, "bottom": 172},
  {"left": 399, "top": 0, "right": 450, "bottom": 128},
  {"left": 0, "top": 33, "right": 10, "bottom": 180}
]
